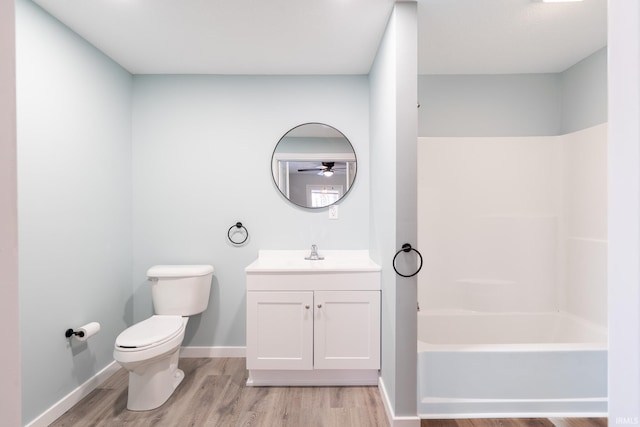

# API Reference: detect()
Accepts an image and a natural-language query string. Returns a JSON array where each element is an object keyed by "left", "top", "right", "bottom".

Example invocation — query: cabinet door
[
  {"left": 314, "top": 290, "right": 381, "bottom": 370},
  {"left": 246, "top": 291, "right": 313, "bottom": 370}
]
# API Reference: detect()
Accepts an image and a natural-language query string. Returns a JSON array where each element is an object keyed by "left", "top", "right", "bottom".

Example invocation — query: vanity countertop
[{"left": 245, "top": 250, "right": 381, "bottom": 274}]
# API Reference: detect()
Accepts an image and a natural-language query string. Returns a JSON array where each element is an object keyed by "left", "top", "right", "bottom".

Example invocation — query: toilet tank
[{"left": 147, "top": 265, "right": 214, "bottom": 316}]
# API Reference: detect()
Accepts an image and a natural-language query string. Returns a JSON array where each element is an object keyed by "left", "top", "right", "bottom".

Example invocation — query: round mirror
[{"left": 271, "top": 123, "right": 357, "bottom": 209}]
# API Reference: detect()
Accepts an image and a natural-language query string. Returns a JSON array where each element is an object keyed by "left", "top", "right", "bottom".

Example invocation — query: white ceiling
[
  {"left": 419, "top": 0, "right": 607, "bottom": 74},
  {"left": 31, "top": 0, "right": 607, "bottom": 75}
]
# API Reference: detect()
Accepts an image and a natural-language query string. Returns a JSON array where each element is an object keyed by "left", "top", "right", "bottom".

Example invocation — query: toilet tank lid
[{"left": 147, "top": 265, "right": 214, "bottom": 278}]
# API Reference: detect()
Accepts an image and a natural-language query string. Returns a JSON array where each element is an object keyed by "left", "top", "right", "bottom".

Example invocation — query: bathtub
[{"left": 417, "top": 311, "right": 608, "bottom": 418}]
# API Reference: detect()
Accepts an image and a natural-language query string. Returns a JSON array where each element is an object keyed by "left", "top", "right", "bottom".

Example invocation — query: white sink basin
[
  {"left": 245, "top": 250, "right": 381, "bottom": 273},
  {"left": 246, "top": 250, "right": 381, "bottom": 291}
]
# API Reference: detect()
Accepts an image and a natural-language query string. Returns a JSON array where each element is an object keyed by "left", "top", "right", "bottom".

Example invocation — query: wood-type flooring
[
  {"left": 50, "top": 357, "right": 607, "bottom": 427},
  {"left": 422, "top": 418, "right": 607, "bottom": 427},
  {"left": 50, "top": 357, "right": 387, "bottom": 426}
]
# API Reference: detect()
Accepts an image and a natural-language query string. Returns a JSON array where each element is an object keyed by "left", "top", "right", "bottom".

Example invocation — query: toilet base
[{"left": 126, "top": 348, "right": 184, "bottom": 411}]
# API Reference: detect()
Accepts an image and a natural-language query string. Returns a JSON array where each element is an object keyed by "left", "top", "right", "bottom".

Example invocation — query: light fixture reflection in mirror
[{"left": 271, "top": 123, "right": 357, "bottom": 209}]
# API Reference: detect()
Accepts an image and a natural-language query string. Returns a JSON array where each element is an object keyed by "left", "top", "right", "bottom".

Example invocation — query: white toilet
[{"left": 113, "top": 264, "right": 214, "bottom": 411}]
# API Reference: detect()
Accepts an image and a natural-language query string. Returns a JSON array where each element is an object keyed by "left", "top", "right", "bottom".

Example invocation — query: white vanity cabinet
[
  {"left": 245, "top": 250, "right": 381, "bottom": 386},
  {"left": 246, "top": 290, "right": 380, "bottom": 370},
  {"left": 312, "top": 290, "right": 380, "bottom": 370},
  {"left": 246, "top": 291, "right": 314, "bottom": 371}
]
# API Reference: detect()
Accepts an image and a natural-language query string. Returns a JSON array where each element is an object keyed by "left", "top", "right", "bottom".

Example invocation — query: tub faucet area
[{"left": 304, "top": 244, "right": 324, "bottom": 260}]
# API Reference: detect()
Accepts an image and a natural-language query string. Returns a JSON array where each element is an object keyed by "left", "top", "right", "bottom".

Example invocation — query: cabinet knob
[
  {"left": 305, "top": 305, "right": 310, "bottom": 309},
  {"left": 317, "top": 304, "right": 322, "bottom": 308}
]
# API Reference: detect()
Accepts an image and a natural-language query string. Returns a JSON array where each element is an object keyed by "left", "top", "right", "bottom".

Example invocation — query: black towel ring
[
  {"left": 392, "top": 243, "right": 423, "bottom": 278},
  {"left": 227, "top": 222, "right": 249, "bottom": 245}
]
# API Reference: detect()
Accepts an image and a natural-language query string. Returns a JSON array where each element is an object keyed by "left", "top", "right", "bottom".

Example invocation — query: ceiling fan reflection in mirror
[{"left": 297, "top": 162, "right": 346, "bottom": 177}]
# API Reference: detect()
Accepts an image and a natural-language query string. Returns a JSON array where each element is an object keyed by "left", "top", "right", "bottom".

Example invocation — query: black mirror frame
[{"left": 271, "top": 122, "right": 357, "bottom": 209}]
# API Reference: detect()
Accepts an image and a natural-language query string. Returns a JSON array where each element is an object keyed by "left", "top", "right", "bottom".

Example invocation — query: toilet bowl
[
  {"left": 114, "top": 315, "right": 188, "bottom": 410},
  {"left": 113, "top": 265, "right": 214, "bottom": 411}
]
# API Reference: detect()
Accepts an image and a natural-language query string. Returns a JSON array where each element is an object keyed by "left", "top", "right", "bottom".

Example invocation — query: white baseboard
[
  {"left": 378, "top": 377, "right": 421, "bottom": 427},
  {"left": 25, "top": 361, "right": 121, "bottom": 427},
  {"left": 179, "top": 346, "right": 246, "bottom": 358}
]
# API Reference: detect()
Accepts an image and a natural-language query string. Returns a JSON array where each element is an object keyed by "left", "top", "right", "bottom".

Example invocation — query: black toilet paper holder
[{"left": 64, "top": 328, "right": 85, "bottom": 339}]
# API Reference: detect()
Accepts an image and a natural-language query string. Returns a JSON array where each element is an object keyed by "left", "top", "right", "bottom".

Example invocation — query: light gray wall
[
  {"left": 370, "top": 10, "right": 399, "bottom": 411},
  {"left": 0, "top": 0, "right": 20, "bottom": 424},
  {"left": 16, "top": 0, "right": 133, "bottom": 424},
  {"left": 370, "top": 2, "right": 418, "bottom": 418},
  {"left": 608, "top": 0, "right": 640, "bottom": 421},
  {"left": 393, "top": 2, "right": 419, "bottom": 417},
  {"left": 418, "top": 48, "right": 608, "bottom": 137},
  {"left": 131, "top": 75, "right": 370, "bottom": 346},
  {"left": 561, "top": 47, "right": 608, "bottom": 134},
  {"left": 418, "top": 73, "right": 562, "bottom": 136}
]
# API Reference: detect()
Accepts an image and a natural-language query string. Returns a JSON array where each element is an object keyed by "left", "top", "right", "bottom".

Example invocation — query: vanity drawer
[{"left": 246, "top": 271, "right": 380, "bottom": 291}]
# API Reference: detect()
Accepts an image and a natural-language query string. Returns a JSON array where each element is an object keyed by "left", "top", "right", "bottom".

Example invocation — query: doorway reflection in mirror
[{"left": 271, "top": 123, "right": 357, "bottom": 209}]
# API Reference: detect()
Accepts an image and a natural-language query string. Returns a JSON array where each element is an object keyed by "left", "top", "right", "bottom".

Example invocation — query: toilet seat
[
  {"left": 116, "top": 315, "right": 184, "bottom": 351},
  {"left": 114, "top": 315, "right": 188, "bottom": 366}
]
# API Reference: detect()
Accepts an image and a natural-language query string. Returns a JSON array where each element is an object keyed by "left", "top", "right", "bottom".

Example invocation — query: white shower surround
[
  {"left": 417, "top": 124, "right": 608, "bottom": 417},
  {"left": 417, "top": 124, "right": 607, "bottom": 321}
]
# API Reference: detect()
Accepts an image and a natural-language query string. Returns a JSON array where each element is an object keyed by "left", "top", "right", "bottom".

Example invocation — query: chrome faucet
[{"left": 304, "top": 244, "right": 324, "bottom": 260}]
